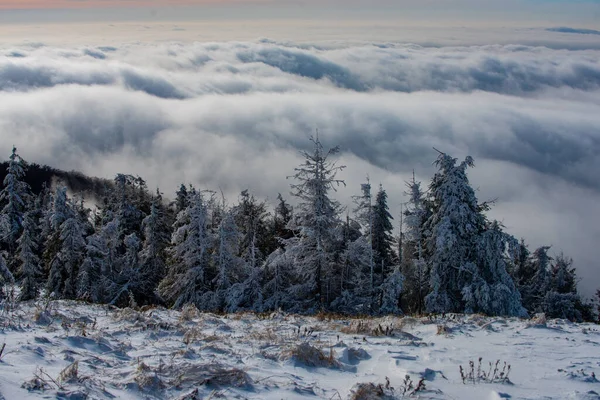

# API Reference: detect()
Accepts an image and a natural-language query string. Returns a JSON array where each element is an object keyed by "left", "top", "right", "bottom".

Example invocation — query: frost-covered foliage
[
  {"left": 0, "top": 147, "right": 31, "bottom": 259},
  {"left": 424, "top": 153, "right": 485, "bottom": 314},
  {"left": 159, "top": 192, "right": 213, "bottom": 309},
  {"left": 47, "top": 215, "right": 86, "bottom": 299},
  {"left": 401, "top": 174, "right": 429, "bottom": 315},
  {"left": 284, "top": 135, "right": 345, "bottom": 311},
  {"left": 350, "top": 179, "right": 375, "bottom": 310},
  {"left": 0, "top": 251, "right": 14, "bottom": 285},
  {"left": 542, "top": 254, "right": 586, "bottom": 321},
  {"left": 372, "top": 185, "right": 395, "bottom": 278},
  {"left": 462, "top": 222, "right": 526, "bottom": 317},
  {"left": 424, "top": 153, "right": 525, "bottom": 316},
  {"left": 0, "top": 145, "right": 592, "bottom": 321},
  {"left": 137, "top": 190, "right": 170, "bottom": 304},
  {"left": 332, "top": 234, "right": 371, "bottom": 314},
  {"left": 379, "top": 267, "right": 404, "bottom": 315},
  {"left": 17, "top": 211, "right": 42, "bottom": 301},
  {"left": 262, "top": 248, "right": 294, "bottom": 311},
  {"left": 211, "top": 210, "right": 244, "bottom": 312}
]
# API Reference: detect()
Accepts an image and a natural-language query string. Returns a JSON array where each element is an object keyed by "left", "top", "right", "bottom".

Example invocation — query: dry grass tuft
[
  {"left": 179, "top": 304, "right": 201, "bottom": 322},
  {"left": 281, "top": 343, "right": 340, "bottom": 368},
  {"left": 436, "top": 324, "right": 452, "bottom": 335},
  {"left": 349, "top": 382, "right": 395, "bottom": 400},
  {"left": 340, "top": 320, "right": 396, "bottom": 337},
  {"left": 58, "top": 361, "right": 79, "bottom": 383},
  {"left": 248, "top": 327, "right": 279, "bottom": 342},
  {"left": 114, "top": 308, "right": 145, "bottom": 323},
  {"left": 527, "top": 313, "right": 547, "bottom": 328}
]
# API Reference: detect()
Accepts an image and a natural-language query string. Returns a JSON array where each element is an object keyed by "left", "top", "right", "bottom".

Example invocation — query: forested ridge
[{"left": 0, "top": 140, "right": 596, "bottom": 321}]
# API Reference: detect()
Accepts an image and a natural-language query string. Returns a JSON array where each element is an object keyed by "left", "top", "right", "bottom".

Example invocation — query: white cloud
[{"left": 0, "top": 39, "right": 599, "bottom": 297}]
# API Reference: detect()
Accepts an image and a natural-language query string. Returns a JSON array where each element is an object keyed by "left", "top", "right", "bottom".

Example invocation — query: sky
[{"left": 0, "top": 0, "right": 599, "bottom": 298}]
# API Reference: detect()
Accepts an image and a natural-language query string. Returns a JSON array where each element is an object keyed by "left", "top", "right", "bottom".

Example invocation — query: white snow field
[{"left": 0, "top": 301, "right": 598, "bottom": 400}]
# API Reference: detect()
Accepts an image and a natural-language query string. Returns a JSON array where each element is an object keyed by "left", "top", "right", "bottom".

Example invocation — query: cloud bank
[{"left": 0, "top": 39, "right": 599, "bottom": 296}]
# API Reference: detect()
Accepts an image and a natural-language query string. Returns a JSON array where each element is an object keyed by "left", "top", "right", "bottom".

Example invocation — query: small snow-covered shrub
[
  {"left": 349, "top": 376, "right": 427, "bottom": 400},
  {"left": 281, "top": 343, "right": 340, "bottom": 368},
  {"left": 58, "top": 361, "right": 79, "bottom": 383},
  {"left": 182, "top": 327, "right": 202, "bottom": 345},
  {"left": 22, "top": 376, "right": 51, "bottom": 392},
  {"left": 179, "top": 304, "right": 200, "bottom": 322},
  {"left": 200, "top": 367, "right": 252, "bottom": 388},
  {"left": 340, "top": 320, "right": 396, "bottom": 337},
  {"left": 436, "top": 324, "right": 452, "bottom": 335},
  {"left": 249, "top": 327, "right": 279, "bottom": 342},
  {"left": 134, "top": 373, "right": 165, "bottom": 391},
  {"left": 349, "top": 382, "right": 395, "bottom": 400},
  {"left": 398, "top": 317, "right": 419, "bottom": 331},
  {"left": 114, "top": 307, "right": 145, "bottom": 323},
  {"left": 526, "top": 313, "right": 547, "bottom": 328}
]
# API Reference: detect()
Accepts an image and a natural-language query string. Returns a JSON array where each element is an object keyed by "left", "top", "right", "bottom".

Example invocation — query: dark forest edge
[{"left": 0, "top": 140, "right": 598, "bottom": 322}]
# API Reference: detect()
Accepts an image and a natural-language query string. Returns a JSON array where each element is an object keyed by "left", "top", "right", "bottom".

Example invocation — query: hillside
[
  {"left": 0, "top": 301, "right": 598, "bottom": 399},
  {"left": 0, "top": 162, "right": 113, "bottom": 198}
]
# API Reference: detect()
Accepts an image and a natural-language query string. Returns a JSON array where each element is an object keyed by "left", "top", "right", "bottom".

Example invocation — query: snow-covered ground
[{"left": 0, "top": 301, "right": 598, "bottom": 399}]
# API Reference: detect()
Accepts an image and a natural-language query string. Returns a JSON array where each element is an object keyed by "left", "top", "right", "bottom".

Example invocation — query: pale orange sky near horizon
[{"left": 0, "top": 0, "right": 262, "bottom": 9}]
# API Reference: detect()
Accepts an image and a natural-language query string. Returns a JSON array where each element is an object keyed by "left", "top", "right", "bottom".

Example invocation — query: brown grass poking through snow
[{"left": 280, "top": 343, "right": 340, "bottom": 368}]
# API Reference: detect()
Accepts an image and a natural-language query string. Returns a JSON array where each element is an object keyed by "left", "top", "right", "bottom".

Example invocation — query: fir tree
[
  {"left": 380, "top": 267, "right": 404, "bottom": 315},
  {"left": 17, "top": 211, "right": 42, "bottom": 301},
  {"left": 0, "top": 147, "right": 31, "bottom": 264},
  {"left": 372, "top": 184, "right": 395, "bottom": 279},
  {"left": 159, "top": 192, "right": 213, "bottom": 308},
  {"left": 174, "top": 184, "right": 189, "bottom": 214},
  {"left": 47, "top": 215, "right": 86, "bottom": 299},
  {"left": 138, "top": 190, "right": 170, "bottom": 304},
  {"left": 285, "top": 135, "right": 345, "bottom": 311},
  {"left": 542, "top": 253, "right": 585, "bottom": 321},
  {"left": 332, "top": 233, "right": 371, "bottom": 314},
  {"left": 462, "top": 221, "right": 526, "bottom": 316},
  {"left": 424, "top": 152, "right": 485, "bottom": 313},
  {"left": 401, "top": 173, "right": 428, "bottom": 314},
  {"left": 211, "top": 209, "right": 244, "bottom": 312},
  {"left": 352, "top": 179, "right": 375, "bottom": 309}
]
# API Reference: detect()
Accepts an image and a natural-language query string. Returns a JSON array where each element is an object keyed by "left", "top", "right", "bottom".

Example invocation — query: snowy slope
[{"left": 0, "top": 301, "right": 598, "bottom": 399}]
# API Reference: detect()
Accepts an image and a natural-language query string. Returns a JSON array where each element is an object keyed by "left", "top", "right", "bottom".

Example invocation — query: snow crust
[{"left": 0, "top": 301, "right": 598, "bottom": 399}]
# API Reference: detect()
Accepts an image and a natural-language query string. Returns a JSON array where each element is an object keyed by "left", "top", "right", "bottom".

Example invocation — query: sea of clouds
[{"left": 1, "top": 32, "right": 599, "bottom": 295}]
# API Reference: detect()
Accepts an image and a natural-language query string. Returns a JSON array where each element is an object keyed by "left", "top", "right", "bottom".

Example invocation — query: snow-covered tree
[
  {"left": 77, "top": 232, "right": 106, "bottom": 302},
  {"left": 424, "top": 152, "right": 486, "bottom": 313},
  {"left": 262, "top": 248, "right": 294, "bottom": 311},
  {"left": 380, "top": 267, "right": 404, "bottom": 315},
  {"left": 352, "top": 179, "right": 375, "bottom": 308},
  {"left": 77, "top": 218, "right": 119, "bottom": 303},
  {"left": 372, "top": 185, "right": 395, "bottom": 278},
  {"left": 17, "top": 211, "right": 42, "bottom": 301},
  {"left": 159, "top": 192, "right": 213, "bottom": 309},
  {"left": 517, "top": 246, "right": 553, "bottom": 313},
  {"left": 542, "top": 254, "right": 585, "bottom": 321},
  {"left": 1, "top": 147, "right": 31, "bottom": 262},
  {"left": 332, "top": 232, "right": 371, "bottom": 314},
  {"left": 234, "top": 190, "right": 270, "bottom": 272},
  {"left": 137, "top": 190, "right": 170, "bottom": 304},
  {"left": 401, "top": 174, "right": 428, "bottom": 314},
  {"left": 47, "top": 215, "right": 86, "bottom": 299},
  {"left": 211, "top": 210, "right": 244, "bottom": 312},
  {"left": 285, "top": 135, "right": 345, "bottom": 311},
  {"left": 0, "top": 252, "right": 14, "bottom": 286},
  {"left": 174, "top": 184, "right": 189, "bottom": 214},
  {"left": 106, "top": 233, "right": 141, "bottom": 306},
  {"left": 462, "top": 222, "right": 526, "bottom": 316},
  {"left": 272, "top": 193, "right": 293, "bottom": 245}
]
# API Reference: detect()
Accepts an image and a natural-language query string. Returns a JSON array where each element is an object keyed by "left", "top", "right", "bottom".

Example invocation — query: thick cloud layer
[{"left": 0, "top": 39, "right": 599, "bottom": 296}]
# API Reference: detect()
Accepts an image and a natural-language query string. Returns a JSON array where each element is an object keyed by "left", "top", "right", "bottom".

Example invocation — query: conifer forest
[{"left": 1, "top": 141, "right": 595, "bottom": 322}]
